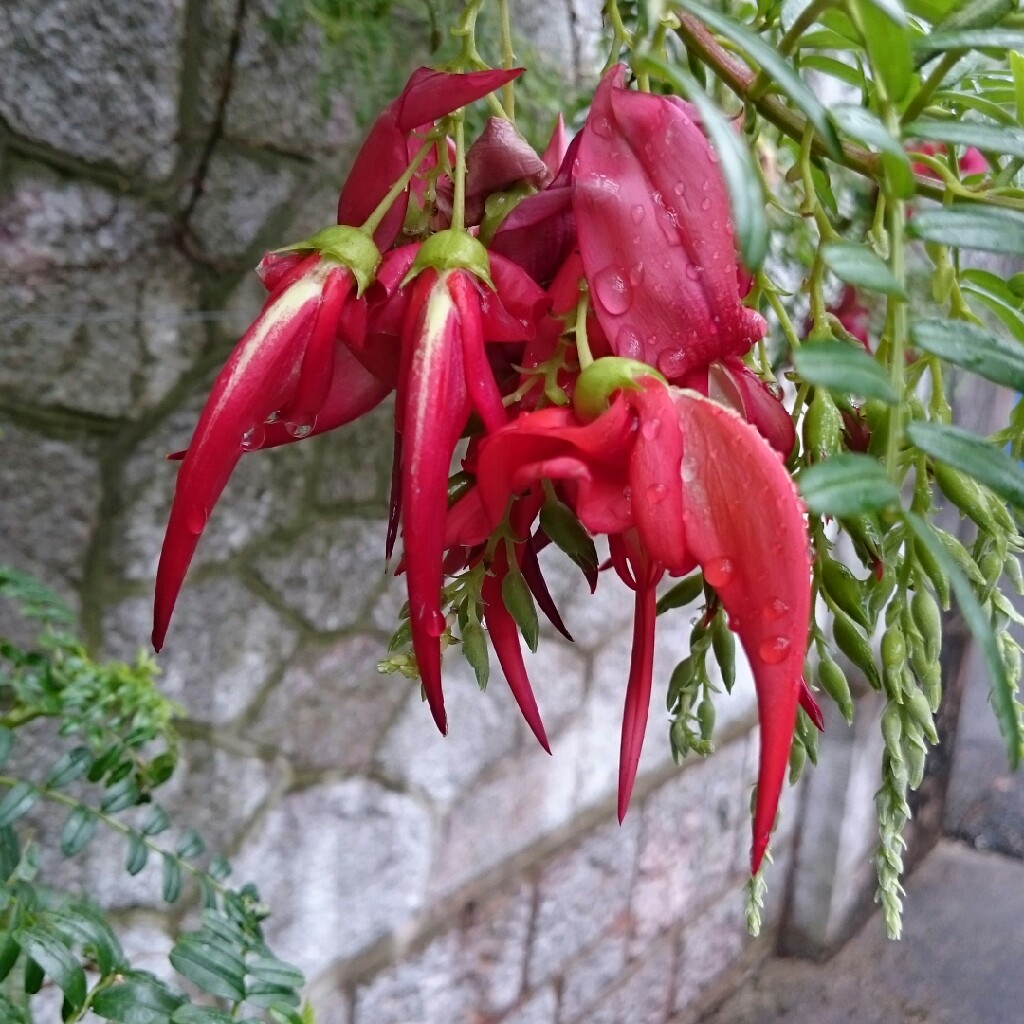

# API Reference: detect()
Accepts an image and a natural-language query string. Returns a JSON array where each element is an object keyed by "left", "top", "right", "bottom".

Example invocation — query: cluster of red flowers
[{"left": 153, "top": 64, "right": 815, "bottom": 873}]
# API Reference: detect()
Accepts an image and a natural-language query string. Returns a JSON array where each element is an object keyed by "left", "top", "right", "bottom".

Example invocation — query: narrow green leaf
[
  {"left": 1011, "top": 51, "right": 1024, "bottom": 126},
  {"left": 908, "top": 421, "right": 1024, "bottom": 508},
  {"left": 245, "top": 980, "right": 302, "bottom": 1009},
  {"left": 801, "top": 55, "right": 867, "bottom": 89},
  {"left": 0, "top": 935, "right": 20, "bottom": 983},
  {"left": 794, "top": 340, "right": 899, "bottom": 403},
  {"left": 161, "top": 854, "right": 182, "bottom": 904},
  {"left": 862, "top": 0, "right": 908, "bottom": 26},
  {"left": 640, "top": 55, "right": 769, "bottom": 268},
  {"left": 501, "top": 568, "right": 539, "bottom": 653},
  {"left": 851, "top": 0, "right": 914, "bottom": 102},
  {"left": 207, "top": 854, "right": 231, "bottom": 882},
  {"left": 0, "top": 784, "right": 39, "bottom": 828},
  {"left": 169, "top": 935, "right": 245, "bottom": 1002},
  {"left": 44, "top": 748, "right": 93, "bottom": 790},
  {"left": 23, "top": 956, "right": 43, "bottom": 995},
  {"left": 141, "top": 805, "right": 170, "bottom": 837},
  {"left": 799, "top": 454, "right": 902, "bottom": 516},
  {"left": 910, "top": 319, "right": 1024, "bottom": 390},
  {"left": 0, "top": 826, "right": 20, "bottom": 883},
  {"left": 904, "top": 512, "right": 1020, "bottom": 768},
  {"left": 60, "top": 807, "right": 98, "bottom": 857},
  {"left": 125, "top": 834, "right": 149, "bottom": 876},
  {"left": 50, "top": 905, "right": 124, "bottom": 976},
  {"left": 0, "top": 729, "right": 12, "bottom": 770},
  {"left": 905, "top": 117, "right": 1024, "bottom": 160},
  {"left": 821, "top": 242, "right": 907, "bottom": 298},
  {"left": 91, "top": 972, "right": 185, "bottom": 1023},
  {"left": 656, "top": 573, "right": 705, "bottom": 615},
  {"left": 246, "top": 955, "right": 305, "bottom": 989},
  {"left": 461, "top": 620, "right": 490, "bottom": 690},
  {"left": 100, "top": 776, "right": 140, "bottom": 813},
  {"left": 679, "top": 0, "right": 842, "bottom": 158},
  {"left": 961, "top": 269, "right": 1024, "bottom": 341},
  {"left": 17, "top": 926, "right": 86, "bottom": 1012},
  {"left": 913, "top": 28, "right": 1024, "bottom": 50},
  {"left": 831, "top": 105, "right": 915, "bottom": 197},
  {"left": 908, "top": 207, "right": 1024, "bottom": 257},
  {"left": 175, "top": 830, "right": 205, "bottom": 860},
  {"left": 171, "top": 1007, "right": 236, "bottom": 1024}
]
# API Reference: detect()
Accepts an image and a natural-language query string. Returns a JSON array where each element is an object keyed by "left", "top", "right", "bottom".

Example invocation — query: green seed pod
[
  {"left": 979, "top": 549, "right": 1004, "bottom": 588},
  {"left": 797, "top": 709, "right": 820, "bottom": 764},
  {"left": 913, "top": 538, "right": 951, "bottom": 610},
  {"left": 906, "top": 686, "right": 939, "bottom": 744},
  {"left": 818, "top": 652, "right": 854, "bottom": 722},
  {"left": 934, "top": 462, "right": 999, "bottom": 532},
  {"left": 833, "top": 607, "right": 881, "bottom": 688},
  {"left": 911, "top": 590, "right": 942, "bottom": 662},
  {"left": 668, "top": 656, "right": 696, "bottom": 709},
  {"left": 934, "top": 527, "right": 986, "bottom": 586},
  {"left": 670, "top": 719, "right": 689, "bottom": 762},
  {"left": 789, "top": 735, "right": 807, "bottom": 784},
  {"left": 866, "top": 562, "right": 898, "bottom": 623},
  {"left": 698, "top": 696, "right": 717, "bottom": 742},
  {"left": 461, "top": 620, "right": 490, "bottom": 691},
  {"left": 711, "top": 615, "right": 737, "bottom": 693},
  {"left": 1004, "top": 555, "right": 1024, "bottom": 596},
  {"left": 803, "top": 389, "right": 844, "bottom": 460},
  {"left": 843, "top": 514, "right": 884, "bottom": 570},
  {"left": 882, "top": 625, "right": 907, "bottom": 700},
  {"left": 501, "top": 568, "right": 539, "bottom": 653},
  {"left": 904, "top": 733, "right": 928, "bottom": 789},
  {"left": 999, "top": 632, "right": 1022, "bottom": 689},
  {"left": 882, "top": 703, "right": 904, "bottom": 764},
  {"left": 822, "top": 557, "right": 870, "bottom": 628}
]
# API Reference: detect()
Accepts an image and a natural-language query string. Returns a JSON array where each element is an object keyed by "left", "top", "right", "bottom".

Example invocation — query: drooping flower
[
  {"left": 474, "top": 371, "right": 811, "bottom": 870},
  {"left": 572, "top": 65, "right": 767, "bottom": 378}
]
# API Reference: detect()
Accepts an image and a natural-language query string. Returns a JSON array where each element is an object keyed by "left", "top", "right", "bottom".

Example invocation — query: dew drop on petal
[
  {"left": 629, "top": 262, "right": 645, "bottom": 287},
  {"left": 631, "top": 204, "right": 646, "bottom": 224},
  {"left": 186, "top": 505, "right": 209, "bottom": 535},
  {"left": 700, "top": 196, "right": 712, "bottom": 211},
  {"left": 703, "top": 557, "right": 735, "bottom": 588},
  {"left": 673, "top": 181, "right": 687, "bottom": 196},
  {"left": 265, "top": 410, "right": 280, "bottom": 424},
  {"left": 762, "top": 598, "right": 789, "bottom": 622},
  {"left": 615, "top": 485, "right": 633, "bottom": 519},
  {"left": 284, "top": 414, "right": 317, "bottom": 439},
  {"left": 758, "top": 636, "right": 791, "bottom": 665},
  {"left": 641, "top": 417, "right": 661, "bottom": 440},
  {"left": 681, "top": 459, "right": 698, "bottom": 484},
  {"left": 593, "top": 116, "right": 614, "bottom": 139},
  {"left": 656, "top": 349, "right": 687, "bottom": 378},
  {"left": 240, "top": 424, "right": 265, "bottom": 451},
  {"left": 685, "top": 265, "right": 700, "bottom": 282},
  {"left": 616, "top": 326, "right": 644, "bottom": 359},
  {"left": 592, "top": 265, "right": 634, "bottom": 315},
  {"left": 647, "top": 483, "right": 667, "bottom": 504}
]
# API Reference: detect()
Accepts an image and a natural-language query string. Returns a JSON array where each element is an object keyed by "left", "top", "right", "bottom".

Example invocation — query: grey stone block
[
  {"left": 233, "top": 779, "right": 433, "bottom": 977},
  {"left": 583, "top": 940, "right": 674, "bottom": 1024},
  {"left": 557, "top": 928, "right": 629, "bottom": 1023},
  {"left": 252, "top": 516, "right": 389, "bottom": 632},
  {"left": 500, "top": 986, "right": 558, "bottom": 1024},
  {"left": 0, "top": 174, "right": 204, "bottom": 418},
  {"left": 251, "top": 634, "right": 408, "bottom": 773},
  {"left": 314, "top": 401, "right": 394, "bottom": 508},
  {"left": 0, "top": 1, "right": 185, "bottom": 177},
  {"left": 105, "top": 581, "right": 299, "bottom": 725},
  {"left": 526, "top": 817, "right": 640, "bottom": 988},
  {"left": 0, "top": 422, "right": 101, "bottom": 602}
]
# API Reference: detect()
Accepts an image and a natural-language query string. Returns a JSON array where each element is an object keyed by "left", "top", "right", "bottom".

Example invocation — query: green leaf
[
  {"left": 909, "top": 207, "right": 1024, "bottom": 257},
  {"left": 640, "top": 55, "right": 769, "bottom": 268},
  {"left": 656, "top": 573, "right": 705, "bottom": 615},
  {"left": 907, "top": 421, "right": 1024, "bottom": 508},
  {"left": 799, "top": 454, "right": 902, "bottom": 516},
  {"left": 17, "top": 926, "right": 86, "bottom": 1013},
  {"left": 91, "top": 972, "right": 185, "bottom": 1023},
  {"left": 142, "top": 805, "right": 171, "bottom": 837},
  {"left": 831, "top": 105, "right": 915, "bottom": 197},
  {"left": 50, "top": 905, "right": 124, "bottom": 976},
  {"left": 0, "top": 935, "right": 21, "bottom": 983},
  {"left": 961, "top": 269, "right": 1024, "bottom": 341},
  {"left": 161, "top": 854, "right": 182, "bottom": 904},
  {"left": 904, "top": 512, "right": 1020, "bottom": 768},
  {"left": 245, "top": 980, "right": 302, "bottom": 1009},
  {"left": 851, "top": 0, "right": 914, "bottom": 102},
  {"left": 821, "top": 242, "right": 907, "bottom": 298},
  {"left": 60, "top": 807, "right": 98, "bottom": 857},
  {"left": 904, "top": 117, "right": 1024, "bottom": 161},
  {"left": 100, "top": 776, "right": 141, "bottom": 813},
  {"left": 246, "top": 955, "right": 305, "bottom": 990},
  {"left": 0, "top": 783, "right": 39, "bottom": 828},
  {"left": 461, "top": 620, "right": 490, "bottom": 690},
  {"left": 44, "top": 747, "right": 93, "bottom": 790},
  {"left": 175, "top": 830, "right": 205, "bottom": 860},
  {"left": 678, "top": 0, "right": 842, "bottom": 159},
  {"left": 794, "top": 340, "right": 899, "bottom": 403},
  {"left": 1011, "top": 51, "right": 1024, "bottom": 126},
  {"left": 913, "top": 28, "right": 1024, "bottom": 50},
  {"left": 501, "top": 568, "right": 539, "bottom": 653},
  {"left": 0, "top": 729, "right": 12, "bottom": 770},
  {"left": 910, "top": 319, "right": 1024, "bottom": 390},
  {"left": 862, "top": 0, "right": 909, "bottom": 26},
  {"left": 171, "top": 1008, "right": 236, "bottom": 1024},
  {"left": 169, "top": 934, "right": 246, "bottom": 1002},
  {"left": 208, "top": 854, "right": 231, "bottom": 882},
  {"left": 125, "top": 834, "right": 149, "bottom": 876}
]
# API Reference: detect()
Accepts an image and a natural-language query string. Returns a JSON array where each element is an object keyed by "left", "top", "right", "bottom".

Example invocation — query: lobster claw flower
[
  {"left": 573, "top": 65, "right": 766, "bottom": 378},
  {"left": 153, "top": 249, "right": 370, "bottom": 650}
]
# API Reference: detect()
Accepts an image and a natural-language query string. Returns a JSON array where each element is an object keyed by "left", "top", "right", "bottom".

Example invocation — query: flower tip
[{"left": 750, "top": 835, "right": 769, "bottom": 875}]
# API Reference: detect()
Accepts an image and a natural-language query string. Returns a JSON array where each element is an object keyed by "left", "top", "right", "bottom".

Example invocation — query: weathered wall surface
[{"left": 0, "top": 3, "right": 810, "bottom": 1021}]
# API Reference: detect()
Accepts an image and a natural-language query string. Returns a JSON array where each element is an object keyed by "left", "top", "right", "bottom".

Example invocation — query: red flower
[
  {"left": 572, "top": 66, "right": 766, "bottom": 379},
  {"left": 475, "top": 375, "right": 811, "bottom": 870}
]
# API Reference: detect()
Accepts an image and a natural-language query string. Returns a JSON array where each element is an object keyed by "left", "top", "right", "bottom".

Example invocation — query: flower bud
[
  {"left": 802, "top": 390, "right": 844, "bottom": 461},
  {"left": 711, "top": 615, "right": 737, "bottom": 693},
  {"left": 911, "top": 589, "right": 942, "bottom": 662},
  {"left": 833, "top": 607, "right": 881, "bottom": 688},
  {"left": 822, "top": 557, "right": 870, "bottom": 628},
  {"left": 882, "top": 703, "right": 904, "bottom": 763},
  {"left": 934, "top": 463, "right": 999, "bottom": 533},
  {"left": 818, "top": 652, "right": 854, "bottom": 722},
  {"left": 906, "top": 686, "right": 939, "bottom": 744}
]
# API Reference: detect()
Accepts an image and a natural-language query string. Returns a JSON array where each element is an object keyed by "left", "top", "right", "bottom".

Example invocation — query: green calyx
[
  {"left": 402, "top": 229, "right": 493, "bottom": 288},
  {"left": 277, "top": 225, "right": 381, "bottom": 295},
  {"left": 573, "top": 357, "right": 666, "bottom": 421},
  {"left": 479, "top": 182, "right": 535, "bottom": 246}
]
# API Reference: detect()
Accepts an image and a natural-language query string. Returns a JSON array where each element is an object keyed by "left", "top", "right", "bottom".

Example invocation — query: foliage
[{"left": 0, "top": 568, "right": 308, "bottom": 1023}]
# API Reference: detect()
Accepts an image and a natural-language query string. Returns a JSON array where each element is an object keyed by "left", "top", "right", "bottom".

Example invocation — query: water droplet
[
  {"left": 616, "top": 327, "right": 643, "bottom": 359},
  {"left": 758, "top": 636, "right": 791, "bottom": 665},
  {"left": 615, "top": 485, "right": 633, "bottom": 519},
  {"left": 700, "top": 196, "right": 712, "bottom": 211},
  {"left": 629, "top": 262, "right": 645, "bottom": 286},
  {"left": 681, "top": 460, "right": 698, "bottom": 484},
  {"left": 592, "top": 265, "right": 633, "bottom": 316},
  {"left": 593, "top": 116, "right": 614, "bottom": 139},
  {"left": 657, "top": 350, "right": 687, "bottom": 378},
  {"left": 642, "top": 417, "right": 662, "bottom": 440},
  {"left": 186, "top": 505, "right": 209, "bottom": 535},
  {"left": 673, "top": 181, "right": 687, "bottom": 196},
  {"left": 703, "top": 557, "right": 735, "bottom": 588},
  {"left": 284, "top": 414, "right": 317, "bottom": 439},
  {"left": 631, "top": 204, "right": 646, "bottom": 224},
  {"left": 762, "top": 598, "right": 789, "bottom": 622},
  {"left": 685, "top": 265, "right": 700, "bottom": 282},
  {"left": 647, "top": 483, "right": 667, "bottom": 504},
  {"left": 766, "top": 382, "right": 784, "bottom": 400},
  {"left": 240, "top": 424, "right": 265, "bottom": 451},
  {"left": 264, "top": 411, "right": 280, "bottom": 424},
  {"left": 651, "top": 191, "right": 665, "bottom": 207}
]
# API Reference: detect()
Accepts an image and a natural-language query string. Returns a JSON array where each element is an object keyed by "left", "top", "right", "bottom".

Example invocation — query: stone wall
[{"left": 0, "top": 2, "right": 859, "bottom": 1021}]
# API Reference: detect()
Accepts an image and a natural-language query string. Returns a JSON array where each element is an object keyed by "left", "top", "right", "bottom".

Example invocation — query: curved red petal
[
  {"left": 618, "top": 582, "right": 657, "bottom": 821},
  {"left": 673, "top": 390, "right": 811, "bottom": 872},
  {"left": 711, "top": 359, "right": 795, "bottom": 459}
]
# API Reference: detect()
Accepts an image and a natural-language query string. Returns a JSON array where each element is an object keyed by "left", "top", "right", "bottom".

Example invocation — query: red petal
[
  {"left": 451, "top": 271, "right": 506, "bottom": 433},
  {"left": 618, "top": 581, "right": 657, "bottom": 821},
  {"left": 799, "top": 678, "right": 825, "bottom": 732},
  {"left": 673, "top": 390, "right": 811, "bottom": 872},
  {"left": 710, "top": 359, "right": 795, "bottom": 458},
  {"left": 541, "top": 113, "right": 569, "bottom": 177}
]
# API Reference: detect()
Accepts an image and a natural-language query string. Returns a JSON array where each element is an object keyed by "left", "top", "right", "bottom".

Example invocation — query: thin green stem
[
  {"left": 574, "top": 286, "right": 594, "bottom": 369},
  {"left": 757, "top": 271, "right": 803, "bottom": 348},
  {"left": 883, "top": 118, "right": 909, "bottom": 486},
  {"left": 497, "top": 0, "right": 516, "bottom": 121},
  {"left": 748, "top": 0, "right": 835, "bottom": 101},
  {"left": 901, "top": 50, "right": 963, "bottom": 124},
  {"left": 361, "top": 137, "right": 437, "bottom": 238},
  {"left": 451, "top": 115, "right": 467, "bottom": 233}
]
